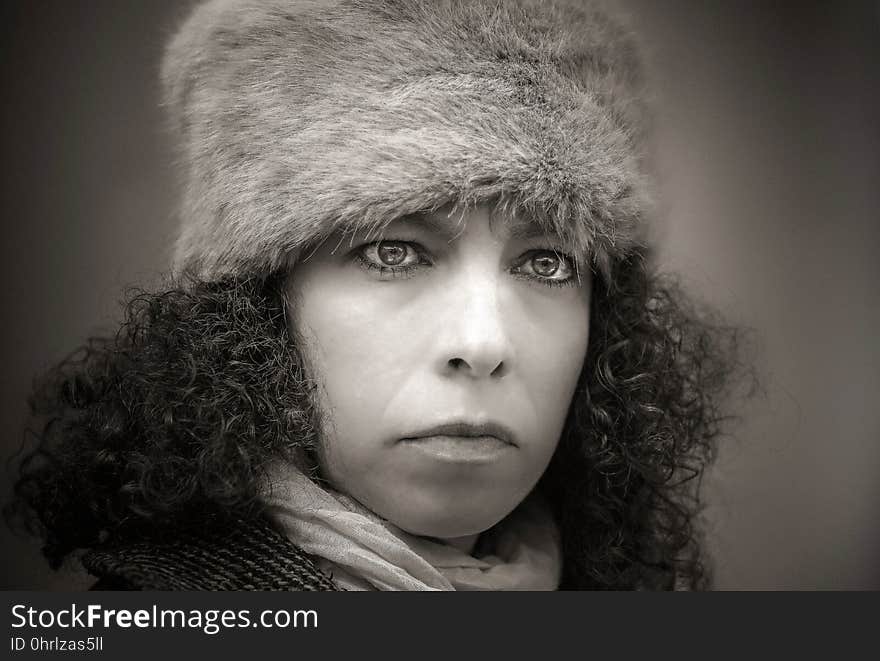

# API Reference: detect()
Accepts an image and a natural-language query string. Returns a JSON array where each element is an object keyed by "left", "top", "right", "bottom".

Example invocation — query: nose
[{"left": 437, "top": 272, "right": 514, "bottom": 380}]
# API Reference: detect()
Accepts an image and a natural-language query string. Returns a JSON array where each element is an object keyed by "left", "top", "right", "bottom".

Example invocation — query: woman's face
[{"left": 286, "top": 204, "right": 591, "bottom": 542}]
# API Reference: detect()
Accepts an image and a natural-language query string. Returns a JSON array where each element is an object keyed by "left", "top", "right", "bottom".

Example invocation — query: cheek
[
  {"left": 513, "top": 288, "right": 591, "bottom": 439},
  {"left": 287, "top": 271, "right": 411, "bottom": 473}
]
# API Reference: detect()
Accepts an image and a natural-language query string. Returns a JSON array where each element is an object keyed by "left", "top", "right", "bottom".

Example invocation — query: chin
[
  {"left": 397, "top": 513, "right": 503, "bottom": 540},
  {"left": 381, "top": 490, "right": 522, "bottom": 540}
]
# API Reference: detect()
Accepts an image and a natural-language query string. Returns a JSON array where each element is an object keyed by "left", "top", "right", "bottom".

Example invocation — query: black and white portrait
[{"left": 1, "top": 0, "right": 877, "bottom": 591}]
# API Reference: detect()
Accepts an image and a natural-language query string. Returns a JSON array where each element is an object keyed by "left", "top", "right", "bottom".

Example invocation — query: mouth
[
  {"left": 397, "top": 421, "right": 518, "bottom": 463},
  {"left": 400, "top": 421, "right": 518, "bottom": 447}
]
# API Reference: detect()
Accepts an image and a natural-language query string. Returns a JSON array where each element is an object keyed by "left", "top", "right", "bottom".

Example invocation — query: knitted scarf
[{"left": 261, "top": 464, "right": 561, "bottom": 591}]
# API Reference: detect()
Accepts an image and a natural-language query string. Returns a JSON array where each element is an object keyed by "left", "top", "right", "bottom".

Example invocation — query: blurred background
[{"left": 1, "top": 0, "right": 877, "bottom": 590}]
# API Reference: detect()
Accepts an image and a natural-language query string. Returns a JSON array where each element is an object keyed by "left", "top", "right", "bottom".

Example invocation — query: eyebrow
[
  {"left": 505, "top": 219, "right": 554, "bottom": 240},
  {"left": 399, "top": 212, "right": 464, "bottom": 241},
  {"left": 392, "top": 210, "right": 554, "bottom": 242}
]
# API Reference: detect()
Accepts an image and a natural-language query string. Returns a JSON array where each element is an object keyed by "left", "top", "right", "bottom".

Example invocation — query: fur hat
[{"left": 162, "top": 0, "right": 652, "bottom": 280}]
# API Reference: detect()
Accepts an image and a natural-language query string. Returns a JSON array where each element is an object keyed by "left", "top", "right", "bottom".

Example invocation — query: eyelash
[
  {"left": 352, "top": 242, "right": 431, "bottom": 279},
  {"left": 352, "top": 241, "right": 578, "bottom": 288},
  {"left": 511, "top": 250, "right": 577, "bottom": 289}
]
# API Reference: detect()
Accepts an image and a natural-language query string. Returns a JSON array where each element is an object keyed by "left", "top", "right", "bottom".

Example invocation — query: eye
[
  {"left": 532, "top": 253, "right": 561, "bottom": 277},
  {"left": 353, "top": 240, "right": 430, "bottom": 278},
  {"left": 513, "top": 249, "right": 576, "bottom": 287},
  {"left": 362, "top": 241, "right": 421, "bottom": 267}
]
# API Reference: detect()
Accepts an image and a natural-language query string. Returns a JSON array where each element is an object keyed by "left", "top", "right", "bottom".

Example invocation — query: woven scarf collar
[{"left": 261, "top": 464, "right": 561, "bottom": 591}]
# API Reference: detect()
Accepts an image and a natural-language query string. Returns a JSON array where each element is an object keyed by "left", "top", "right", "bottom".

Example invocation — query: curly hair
[
  {"left": 6, "top": 250, "right": 745, "bottom": 589},
  {"left": 6, "top": 273, "right": 321, "bottom": 567},
  {"left": 542, "top": 250, "right": 744, "bottom": 589}
]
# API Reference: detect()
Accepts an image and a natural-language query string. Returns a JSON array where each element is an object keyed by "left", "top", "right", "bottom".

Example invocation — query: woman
[{"left": 7, "top": 0, "right": 741, "bottom": 590}]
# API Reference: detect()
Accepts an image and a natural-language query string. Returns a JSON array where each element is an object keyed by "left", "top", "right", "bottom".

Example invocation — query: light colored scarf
[{"left": 261, "top": 464, "right": 562, "bottom": 591}]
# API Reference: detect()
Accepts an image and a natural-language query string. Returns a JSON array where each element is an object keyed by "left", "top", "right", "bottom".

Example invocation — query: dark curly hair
[{"left": 6, "top": 249, "right": 746, "bottom": 589}]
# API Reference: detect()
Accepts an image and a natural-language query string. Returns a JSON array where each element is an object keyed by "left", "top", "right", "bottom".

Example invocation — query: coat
[{"left": 84, "top": 516, "right": 340, "bottom": 590}]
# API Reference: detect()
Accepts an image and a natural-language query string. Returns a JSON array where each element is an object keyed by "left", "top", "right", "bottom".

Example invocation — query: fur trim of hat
[{"left": 162, "top": 0, "right": 652, "bottom": 280}]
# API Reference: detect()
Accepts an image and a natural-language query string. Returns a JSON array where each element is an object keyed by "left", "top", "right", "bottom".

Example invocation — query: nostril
[{"left": 447, "top": 356, "right": 507, "bottom": 378}]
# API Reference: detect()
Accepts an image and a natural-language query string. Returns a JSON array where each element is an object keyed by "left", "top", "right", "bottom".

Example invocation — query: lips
[{"left": 400, "top": 421, "right": 517, "bottom": 447}]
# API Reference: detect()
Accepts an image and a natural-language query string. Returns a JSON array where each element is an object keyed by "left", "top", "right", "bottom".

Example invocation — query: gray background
[{"left": 1, "top": 1, "right": 877, "bottom": 590}]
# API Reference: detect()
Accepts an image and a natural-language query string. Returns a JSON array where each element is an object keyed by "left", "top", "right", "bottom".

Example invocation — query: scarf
[{"left": 261, "top": 464, "right": 562, "bottom": 591}]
